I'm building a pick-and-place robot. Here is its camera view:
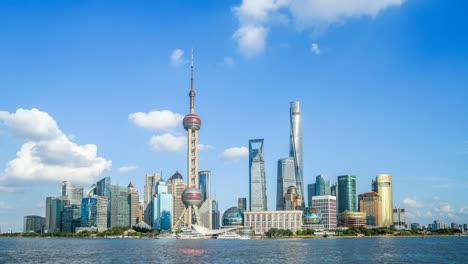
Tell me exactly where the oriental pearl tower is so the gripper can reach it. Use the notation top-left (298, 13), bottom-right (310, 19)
top-left (174, 50), bottom-right (204, 229)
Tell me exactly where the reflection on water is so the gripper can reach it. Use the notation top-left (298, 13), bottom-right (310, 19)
top-left (0, 237), bottom-right (467, 263)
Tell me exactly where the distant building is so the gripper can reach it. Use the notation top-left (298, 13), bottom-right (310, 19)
top-left (290, 101), bottom-right (304, 207)
top-left (311, 195), bottom-right (337, 230)
top-left (198, 170), bottom-right (212, 229)
top-left (392, 208), bottom-right (406, 227)
top-left (138, 203), bottom-right (143, 224)
top-left (95, 177), bottom-right (111, 227)
top-left (372, 174), bottom-right (393, 227)
top-left (244, 210), bottom-right (302, 235)
top-left (337, 175), bottom-right (357, 213)
top-left (152, 180), bottom-right (173, 231)
top-left (81, 196), bottom-right (108, 231)
top-left (62, 181), bottom-right (84, 206)
top-left (410, 223), bottom-right (421, 230)
top-left (61, 204), bottom-right (80, 233)
top-left (431, 220), bottom-right (448, 231)
top-left (315, 175), bottom-right (331, 196)
top-left (358, 192), bottom-right (381, 226)
top-left (212, 200), bottom-right (220, 230)
top-left (128, 182), bottom-right (140, 227)
top-left (330, 183), bottom-right (337, 197)
top-left (238, 198), bottom-right (247, 210)
top-left (167, 171), bottom-right (186, 228)
top-left (222, 207), bottom-right (245, 227)
top-left (249, 139), bottom-right (267, 211)
top-left (110, 185), bottom-right (130, 228)
top-left (23, 215), bottom-right (45, 233)
top-left (337, 211), bottom-right (367, 228)
top-left (283, 186), bottom-right (302, 210)
top-left (307, 183), bottom-right (316, 207)
top-left (143, 173), bottom-right (161, 214)
top-left (276, 157), bottom-right (296, 210)
top-left (45, 196), bottom-right (68, 233)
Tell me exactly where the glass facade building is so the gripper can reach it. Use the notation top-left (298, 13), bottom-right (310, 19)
top-left (276, 157), bottom-right (296, 210)
top-left (96, 176), bottom-right (111, 227)
top-left (61, 204), bottom-right (81, 233)
top-left (110, 185), bottom-right (130, 228)
top-left (249, 139), bottom-right (267, 211)
top-left (307, 183), bottom-right (316, 207)
top-left (212, 199), bottom-right (220, 229)
top-left (289, 101), bottom-right (304, 207)
top-left (222, 206), bottom-right (245, 226)
top-left (152, 180), bottom-right (173, 231)
top-left (198, 170), bottom-right (211, 204)
top-left (315, 175), bottom-right (330, 196)
top-left (62, 181), bottom-right (84, 206)
top-left (238, 198), bottom-right (247, 210)
top-left (23, 215), bottom-right (45, 233)
top-left (337, 175), bottom-right (357, 213)
top-left (45, 196), bottom-right (68, 233)
top-left (372, 174), bottom-right (393, 227)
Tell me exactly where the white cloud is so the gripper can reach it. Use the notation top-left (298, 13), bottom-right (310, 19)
top-left (232, 0), bottom-right (404, 56)
top-left (129, 110), bottom-right (183, 132)
top-left (224, 57), bottom-right (234, 65)
top-left (0, 108), bottom-right (111, 184)
top-left (0, 186), bottom-right (16, 192)
top-left (170, 49), bottom-right (185, 65)
top-left (0, 201), bottom-right (11, 210)
top-left (403, 197), bottom-right (424, 208)
top-left (311, 43), bottom-right (320, 54)
top-left (220, 146), bottom-right (249, 162)
top-left (118, 166), bottom-right (138, 173)
top-left (199, 144), bottom-right (215, 151)
top-left (233, 25), bottom-right (269, 58)
top-left (459, 206), bottom-right (468, 215)
top-left (149, 133), bottom-right (185, 152)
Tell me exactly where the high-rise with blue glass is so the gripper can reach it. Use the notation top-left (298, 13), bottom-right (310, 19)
top-left (152, 180), bottom-right (173, 231)
top-left (249, 139), bottom-right (267, 211)
top-left (290, 101), bottom-right (304, 208)
top-left (337, 175), bottom-right (357, 213)
top-left (276, 157), bottom-right (296, 210)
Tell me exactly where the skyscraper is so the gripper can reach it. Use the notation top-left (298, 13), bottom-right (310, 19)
top-left (289, 101), bottom-right (304, 208)
top-left (212, 199), bottom-right (220, 229)
top-left (45, 196), bottom-right (67, 233)
top-left (144, 173), bottom-right (161, 210)
top-left (315, 175), bottom-right (331, 196)
top-left (23, 215), bottom-right (45, 233)
top-left (249, 139), bottom-right (267, 211)
top-left (62, 181), bottom-right (84, 206)
top-left (110, 185), bottom-right (130, 228)
top-left (167, 171), bottom-right (186, 228)
top-left (81, 196), bottom-right (107, 231)
top-left (311, 195), bottom-right (337, 230)
top-left (276, 157), bottom-right (296, 210)
top-left (238, 198), bottom-right (247, 210)
top-left (307, 183), bottom-right (316, 207)
top-left (393, 208), bottom-right (406, 227)
top-left (174, 50), bottom-right (204, 229)
top-left (372, 174), bottom-right (393, 227)
top-left (358, 192), bottom-right (381, 226)
top-left (152, 180), bottom-right (173, 231)
top-left (61, 204), bottom-right (80, 233)
top-left (198, 170), bottom-right (211, 204)
top-left (330, 183), bottom-right (337, 197)
top-left (337, 175), bottom-right (357, 213)
top-left (95, 176), bottom-right (111, 227)
top-left (128, 182), bottom-right (140, 226)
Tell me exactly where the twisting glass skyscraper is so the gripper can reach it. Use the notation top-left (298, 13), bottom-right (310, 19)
top-left (289, 101), bottom-right (304, 208)
top-left (249, 139), bottom-right (267, 211)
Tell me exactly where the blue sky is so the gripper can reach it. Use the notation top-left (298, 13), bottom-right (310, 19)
top-left (0, 0), bottom-right (467, 231)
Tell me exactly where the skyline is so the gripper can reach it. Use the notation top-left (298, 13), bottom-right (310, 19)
top-left (1, 0), bottom-right (468, 231)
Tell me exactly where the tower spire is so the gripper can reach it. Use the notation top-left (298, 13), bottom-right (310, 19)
top-left (190, 48), bottom-right (195, 113)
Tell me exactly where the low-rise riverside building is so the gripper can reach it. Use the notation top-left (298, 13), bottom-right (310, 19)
top-left (244, 210), bottom-right (302, 235)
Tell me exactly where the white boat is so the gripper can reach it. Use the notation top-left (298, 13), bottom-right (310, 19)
top-left (177, 228), bottom-right (210, 239)
top-left (217, 231), bottom-right (250, 240)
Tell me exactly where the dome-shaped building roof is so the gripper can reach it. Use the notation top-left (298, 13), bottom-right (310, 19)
top-left (303, 207), bottom-right (322, 225)
top-left (168, 171), bottom-right (184, 183)
top-left (222, 206), bottom-right (245, 226)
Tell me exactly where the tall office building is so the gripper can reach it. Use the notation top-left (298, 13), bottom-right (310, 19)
top-left (110, 185), bottom-right (130, 228)
top-left (95, 176), bottom-right (111, 227)
top-left (307, 183), bottom-right (316, 207)
top-left (174, 51), bottom-right (205, 229)
top-left (128, 182), bottom-right (140, 226)
top-left (358, 192), bottom-right (381, 226)
top-left (330, 183), bottom-right (337, 197)
top-left (144, 173), bottom-right (161, 210)
top-left (289, 101), bottom-right (304, 207)
top-left (249, 139), bottom-right (267, 211)
top-left (393, 208), bottom-right (406, 226)
top-left (45, 196), bottom-right (68, 233)
top-left (212, 199), bottom-right (220, 229)
top-left (61, 204), bottom-right (80, 233)
top-left (312, 195), bottom-right (337, 230)
top-left (167, 171), bottom-right (186, 228)
top-left (238, 198), bottom-right (247, 210)
top-left (337, 175), bottom-right (357, 213)
top-left (23, 215), bottom-right (45, 233)
top-left (372, 174), bottom-right (393, 227)
top-left (62, 181), bottom-right (84, 206)
top-left (198, 170), bottom-right (212, 229)
top-left (276, 157), bottom-right (296, 210)
top-left (81, 196), bottom-right (108, 231)
top-left (315, 175), bottom-right (331, 196)
top-left (198, 170), bottom-right (211, 204)
top-left (152, 180), bottom-right (173, 231)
